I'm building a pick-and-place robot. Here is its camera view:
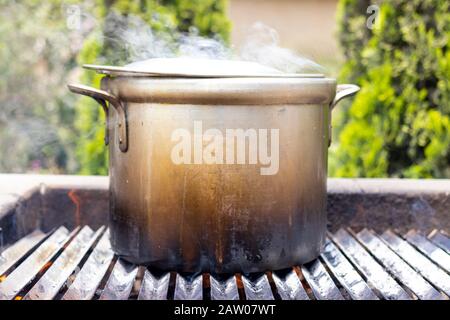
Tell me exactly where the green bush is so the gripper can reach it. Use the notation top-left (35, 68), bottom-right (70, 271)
top-left (75, 0), bottom-right (231, 175)
top-left (331, 0), bottom-right (450, 178)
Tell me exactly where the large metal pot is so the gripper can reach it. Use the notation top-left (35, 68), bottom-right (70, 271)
top-left (69, 58), bottom-right (359, 273)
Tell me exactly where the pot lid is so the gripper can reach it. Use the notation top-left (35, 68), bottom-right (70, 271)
top-left (84, 57), bottom-right (324, 78)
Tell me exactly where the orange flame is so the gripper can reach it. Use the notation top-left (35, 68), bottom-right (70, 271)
top-left (14, 296), bottom-right (23, 300)
top-left (68, 190), bottom-right (81, 226)
top-left (0, 274), bottom-right (6, 282)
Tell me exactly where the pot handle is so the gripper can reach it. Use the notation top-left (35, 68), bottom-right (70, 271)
top-left (328, 84), bottom-right (360, 146)
top-left (330, 84), bottom-right (360, 110)
top-left (68, 84), bottom-right (128, 152)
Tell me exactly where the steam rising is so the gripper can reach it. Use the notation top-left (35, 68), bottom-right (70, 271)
top-left (101, 12), bottom-right (324, 74)
top-left (240, 22), bottom-right (325, 74)
top-left (103, 13), bottom-right (175, 63)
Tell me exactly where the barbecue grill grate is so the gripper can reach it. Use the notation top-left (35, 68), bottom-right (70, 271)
top-left (0, 226), bottom-right (449, 300)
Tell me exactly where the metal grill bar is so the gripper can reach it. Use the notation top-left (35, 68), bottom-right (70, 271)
top-left (332, 229), bottom-right (410, 300)
top-left (24, 226), bottom-right (98, 300)
top-left (210, 275), bottom-right (240, 300)
top-left (356, 229), bottom-right (443, 300)
top-left (271, 269), bottom-right (309, 300)
top-left (405, 230), bottom-right (450, 272)
top-left (320, 239), bottom-right (378, 300)
top-left (138, 270), bottom-right (170, 300)
top-left (62, 229), bottom-right (114, 300)
top-left (174, 274), bottom-right (203, 300)
top-left (381, 230), bottom-right (450, 296)
top-left (301, 259), bottom-right (344, 300)
top-left (429, 230), bottom-right (450, 254)
top-left (0, 230), bottom-right (46, 276)
top-left (99, 259), bottom-right (138, 300)
top-left (0, 226), bottom-right (71, 300)
top-left (241, 273), bottom-right (274, 300)
top-left (1, 226), bottom-right (449, 300)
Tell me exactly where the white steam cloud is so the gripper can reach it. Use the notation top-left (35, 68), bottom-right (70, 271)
top-left (240, 22), bottom-right (325, 74)
top-left (100, 12), bottom-right (324, 74)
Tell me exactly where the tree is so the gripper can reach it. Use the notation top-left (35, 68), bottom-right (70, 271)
top-left (74, 0), bottom-right (231, 175)
top-left (331, 0), bottom-right (450, 178)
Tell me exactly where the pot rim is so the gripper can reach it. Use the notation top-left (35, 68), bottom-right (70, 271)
top-left (101, 76), bottom-right (337, 105)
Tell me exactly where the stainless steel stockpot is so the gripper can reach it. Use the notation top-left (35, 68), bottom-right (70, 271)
top-left (69, 58), bottom-right (359, 273)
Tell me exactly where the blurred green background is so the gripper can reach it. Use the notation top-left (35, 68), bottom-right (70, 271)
top-left (331, 0), bottom-right (450, 178)
top-left (0, 0), bottom-right (448, 178)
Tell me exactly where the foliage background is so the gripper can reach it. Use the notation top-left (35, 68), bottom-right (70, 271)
top-left (330, 0), bottom-right (450, 178)
top-left (0, 0), bottom-right (83, 173)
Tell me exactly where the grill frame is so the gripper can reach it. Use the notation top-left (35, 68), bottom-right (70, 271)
top-left (1, 226), bottom-right (449, 300)
top-left (0, 175), bottom-right (449, 300)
